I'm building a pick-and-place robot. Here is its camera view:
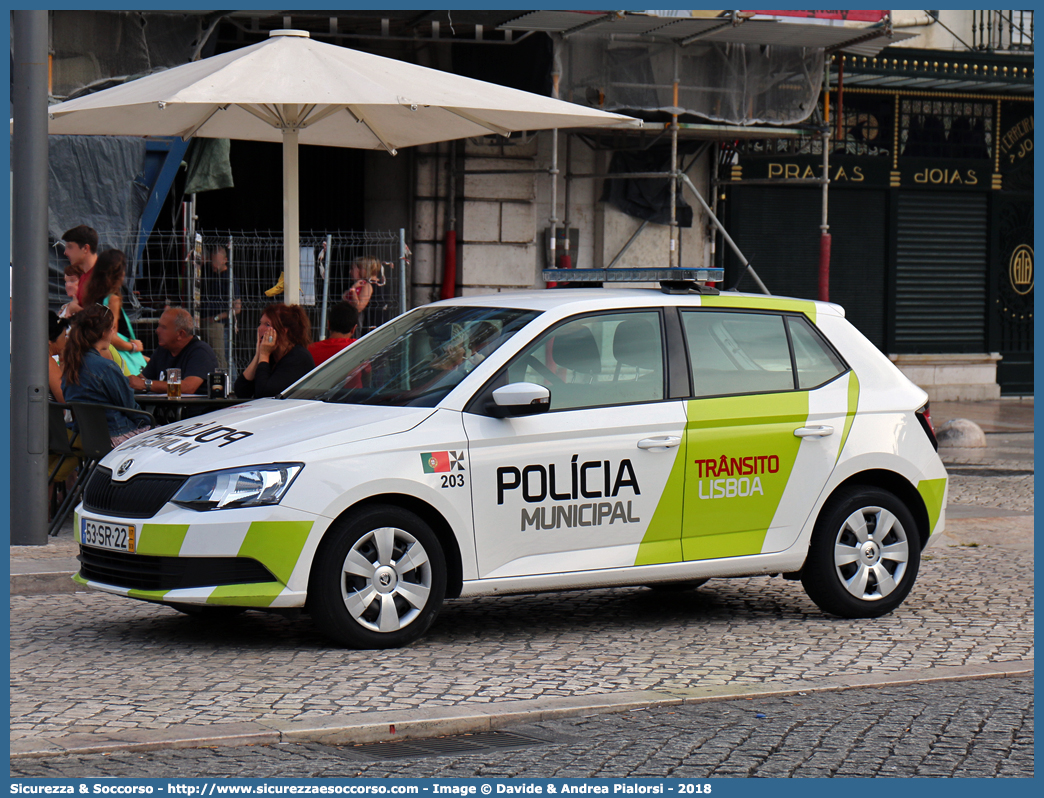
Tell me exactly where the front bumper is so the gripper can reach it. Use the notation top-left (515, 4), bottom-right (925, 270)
top-left (73, 503), bottom-right (327, 608)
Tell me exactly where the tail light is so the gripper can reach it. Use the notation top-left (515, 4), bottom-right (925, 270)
top-left (916, 402), bottom-right (938, 451)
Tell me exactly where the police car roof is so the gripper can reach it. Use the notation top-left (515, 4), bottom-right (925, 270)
top-left (433, 287), bottom-right (846, 318)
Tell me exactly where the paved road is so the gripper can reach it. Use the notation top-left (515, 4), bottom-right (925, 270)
top-left (10, 523), bottom-right (1034, 745)
top-left (11, 678), bottom-right (1033, 778)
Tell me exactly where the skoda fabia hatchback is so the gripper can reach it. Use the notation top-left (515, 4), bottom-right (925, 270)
top-left (75, 288), bottom-right (947, 648)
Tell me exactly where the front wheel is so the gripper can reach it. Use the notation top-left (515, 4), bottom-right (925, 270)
top-left (801, 486), bottom-right (921, 618)
top-left (309, 505), bottom-right (447, 649)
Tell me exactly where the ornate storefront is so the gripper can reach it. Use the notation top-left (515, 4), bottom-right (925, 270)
top-left (720, 54), bottom-right (1033, 394)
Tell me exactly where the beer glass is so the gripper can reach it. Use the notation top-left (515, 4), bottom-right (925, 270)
top-left (166, 368), bottom-right (182, 399)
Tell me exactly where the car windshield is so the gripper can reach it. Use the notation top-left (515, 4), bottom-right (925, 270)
top-left (282, 305), bottom-right (540, 407)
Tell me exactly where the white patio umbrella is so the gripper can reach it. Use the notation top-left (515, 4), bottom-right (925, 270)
top-left (47, 29), bottom-right (641, 303)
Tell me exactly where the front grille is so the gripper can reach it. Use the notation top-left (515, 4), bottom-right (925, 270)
top-left (83, 467), bottom-right (186, 518)
top-left (79, 546), bottom-right (276, 592)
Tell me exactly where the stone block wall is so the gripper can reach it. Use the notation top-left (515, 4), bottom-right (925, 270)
top-left (890, 353), bottom-right (1003, 401)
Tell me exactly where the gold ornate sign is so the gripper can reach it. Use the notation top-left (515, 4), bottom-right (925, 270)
top-left (1009, 244), bottom-right (1033, 295)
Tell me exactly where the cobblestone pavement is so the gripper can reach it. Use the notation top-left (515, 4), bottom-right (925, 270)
top-left (10, 523), bottom-right (1033, 742)
top-left (941, 431), bottom-right (1034, 511)
top-left (11, 678), bottom-right (1034, 778)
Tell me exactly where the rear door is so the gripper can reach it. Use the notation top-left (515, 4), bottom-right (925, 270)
top-left (678, 309), bottom-right (851, 560)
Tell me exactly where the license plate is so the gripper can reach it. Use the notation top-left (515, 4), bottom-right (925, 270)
top-left (81, 517), bottom-right (136, 553)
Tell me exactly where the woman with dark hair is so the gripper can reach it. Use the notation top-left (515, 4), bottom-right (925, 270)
top-left (61, 304), bottom-right (150, 447)
top-left (48, 312), bottom-right (69, 403)
top-left (234, 302), bottom-right (315, 399)
top-left (81, 249), bottom-right (146, 375)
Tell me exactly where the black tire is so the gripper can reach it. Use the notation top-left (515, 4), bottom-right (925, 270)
top-left (645, 579), bottom-right (709, 592)
top-left (801, 486), bottom-right (921, 618)
top-left (168, 604), bottom-right (247, 621)
top-left (309, 505), bottom-right (447, 649)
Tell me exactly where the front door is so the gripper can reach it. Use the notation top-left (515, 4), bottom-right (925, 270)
top-left (464, 310), bottom-right (688, 579)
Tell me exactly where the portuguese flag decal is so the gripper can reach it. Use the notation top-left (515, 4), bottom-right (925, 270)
top-left (421, 451), bottom-right (464, 473)
top-left (422, 451), bottom-right (451, 473)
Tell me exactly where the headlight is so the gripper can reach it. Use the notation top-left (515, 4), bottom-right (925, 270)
top-left (172, 464), bottom-right (304, 511)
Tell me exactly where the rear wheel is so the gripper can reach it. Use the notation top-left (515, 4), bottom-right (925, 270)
top-left (802, 486), bottom-right (920, 618)
top-left (310, 505), bottom-right (446, 649)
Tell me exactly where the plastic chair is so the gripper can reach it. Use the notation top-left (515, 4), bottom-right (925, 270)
top-left (48, 402), bottom-right (81, 536)
top-left (48, 402), bottom-right (78, 483)
top-left (52, 402), bottom-right (155, 537)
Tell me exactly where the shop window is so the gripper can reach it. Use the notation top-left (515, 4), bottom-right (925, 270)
top-left (900, 98), bottom-right (993, 159)
top-left (734, 94), bottom-right (894, 158)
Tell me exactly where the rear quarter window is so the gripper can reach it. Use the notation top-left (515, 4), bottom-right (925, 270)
top-left (787, 315), bottom-right (848, 389)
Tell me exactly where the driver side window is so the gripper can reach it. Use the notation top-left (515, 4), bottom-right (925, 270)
top-left (506, 311), bottom-right (665, 410)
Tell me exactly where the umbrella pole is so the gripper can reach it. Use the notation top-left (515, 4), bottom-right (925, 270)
top-left (283, 127), bottom-right (301, 305)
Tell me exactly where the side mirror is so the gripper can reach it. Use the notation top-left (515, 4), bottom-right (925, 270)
top-left (489, 382), bottom-right (551, 418)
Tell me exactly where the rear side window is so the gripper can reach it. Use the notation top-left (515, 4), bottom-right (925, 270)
top-left (787, 315), bottom-right (847, 389)
top-left (681, 310), bottom-right (847, 397)
top-left (681, 311), bottom-right (794, 397)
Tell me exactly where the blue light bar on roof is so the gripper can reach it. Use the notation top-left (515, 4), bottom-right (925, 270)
top-left (542, 268), bottom-right (725, 283)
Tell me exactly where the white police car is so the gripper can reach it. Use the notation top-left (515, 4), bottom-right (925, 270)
top-left (75, 287), bottom-right (947, 648)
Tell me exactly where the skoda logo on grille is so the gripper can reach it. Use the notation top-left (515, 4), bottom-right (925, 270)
top-left (116, 459), bottom-right (134, 478)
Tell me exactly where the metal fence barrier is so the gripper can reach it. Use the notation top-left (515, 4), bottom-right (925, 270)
top-left (55, 229), bottom-right (407, 379)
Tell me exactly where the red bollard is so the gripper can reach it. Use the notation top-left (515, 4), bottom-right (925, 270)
top-left (818, 233), bottom-right (832, 302)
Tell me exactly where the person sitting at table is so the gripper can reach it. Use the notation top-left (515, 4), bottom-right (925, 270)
top-left (235, 303), bottom-right (314, 399)
top-left (342, 255), bottom-right (382, 315)
top-left (58, 264), bottom-right (81, 319)
top-left (48, 312), bottom-right (69, 403)
top-left (61, 305), bottom-right (151, 447)
top-left (81, 248), bottom-right (147, 375)
top-left (129, 308), bottom-right (219, 396)
top-left (47, 313), bottom-right (80, 513)
top-left (307, 302), bottom-right (359, 366)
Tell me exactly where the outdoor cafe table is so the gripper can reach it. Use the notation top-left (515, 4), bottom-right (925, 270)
top-left (134, 394), bottom-right (247, 426)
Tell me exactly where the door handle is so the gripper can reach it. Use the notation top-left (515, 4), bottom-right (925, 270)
top-left (794, 425), bottom-right (834, 438)
top-left (637, 436), bottom-right (681, 450)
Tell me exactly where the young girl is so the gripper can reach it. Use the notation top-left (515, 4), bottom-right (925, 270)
top-left (48, 312), bottom-right (68, 403)
top-left (61, 305), bottom-right (150, 447)
top-left (234, 303), bottom-right (315, 399)
top-left (81, 249), bottom-right (147, 375)
top-left (342, 255), bottom-right (382, 315)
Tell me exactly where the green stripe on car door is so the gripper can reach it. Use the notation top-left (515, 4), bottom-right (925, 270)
top-left (634, 435), bottom-right (687, 566)
top-left (837, 371), bottom-right (860, 463)
top-left (682, 391), bottom-right (808, 560)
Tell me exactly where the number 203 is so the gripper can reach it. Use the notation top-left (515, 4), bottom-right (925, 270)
top-left (441, 474), bottom-right (465, 488)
